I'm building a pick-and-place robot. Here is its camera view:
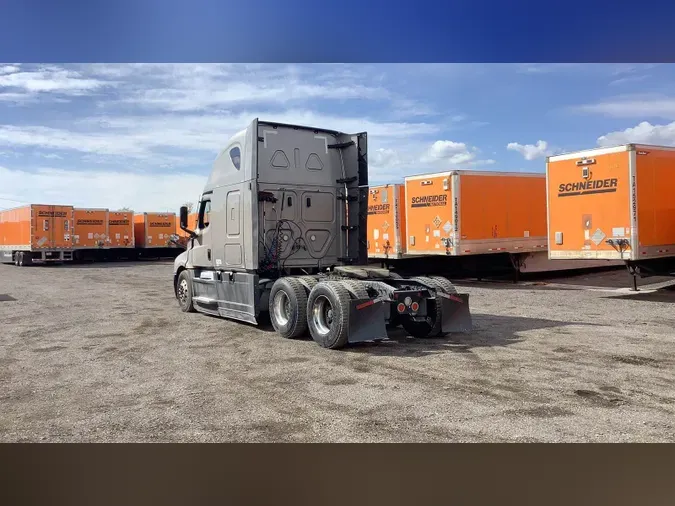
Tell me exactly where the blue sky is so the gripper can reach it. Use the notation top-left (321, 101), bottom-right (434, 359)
top-left (1, 63), bottom-right (674, 212)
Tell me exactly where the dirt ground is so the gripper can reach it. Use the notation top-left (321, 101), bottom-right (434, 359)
top-left (1, 261), bottom-right (674, 442)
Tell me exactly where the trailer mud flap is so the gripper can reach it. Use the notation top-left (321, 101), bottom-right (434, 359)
top-left (347, 298), bottom-right (388, 344)
top-left (438, 292), bottom-right (472, 333)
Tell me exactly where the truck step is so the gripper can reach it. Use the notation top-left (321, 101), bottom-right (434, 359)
top-left (192, 296), bottom-right (218, 305)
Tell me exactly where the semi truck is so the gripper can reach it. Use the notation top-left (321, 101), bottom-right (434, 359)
top-left (173, 119), bottom-right (472, 350)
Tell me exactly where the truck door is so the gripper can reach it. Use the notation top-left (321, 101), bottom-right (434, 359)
top-left (191, 196), bottom-right (214, 268)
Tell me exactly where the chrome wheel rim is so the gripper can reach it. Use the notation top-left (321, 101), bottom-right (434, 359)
top-left (312, 295), bottom-right (334, 336)
top-left (178, 278), bottom-right (189, 305)
top-left (273, 290), bottom-right (291, 326)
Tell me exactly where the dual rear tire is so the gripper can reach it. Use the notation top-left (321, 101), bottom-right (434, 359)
top-left (269, 278), bottom-right (362, 350)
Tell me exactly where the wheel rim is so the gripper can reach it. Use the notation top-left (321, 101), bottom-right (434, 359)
top-left (312, 295), bottom-right (334, 336)
top-left (178, 278), bottom-right (189, 305)
top-left (273, 290), bottom-right (291, 326)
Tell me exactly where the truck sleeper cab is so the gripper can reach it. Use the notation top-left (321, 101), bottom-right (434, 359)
top-left (173, 119), bottom-right (472, 350)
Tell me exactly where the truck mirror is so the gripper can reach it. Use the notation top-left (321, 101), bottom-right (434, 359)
top-left (180, 206), bottom-right (188, 229)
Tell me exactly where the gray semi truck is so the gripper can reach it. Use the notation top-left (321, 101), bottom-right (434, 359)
top-left (173, 119), bottom-right (472, 349)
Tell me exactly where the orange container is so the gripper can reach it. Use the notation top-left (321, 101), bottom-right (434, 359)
top-left (367, 184), bottom-right (406, 259)
top-left (107, 210), bottom-right (135, 248)
top-left (404, 171), bottom-right (547, 256)
top-left (547, 144), bottom-right (675, 261)
top-left (72, 208), bottom-right (108, 249)
top-left (0, 204), bottom-right (74, 251)
top-left (134, 212), bottom-right (177, 248)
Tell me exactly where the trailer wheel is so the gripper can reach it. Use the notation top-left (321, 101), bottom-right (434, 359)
top-left (427, 275), bottom-right (458, 294)
top-left (269, 277), bottom-right (309, 339)
top-left (401, 277), bottom-right (444, 339)
top-left (307, 281), bottom-right (351, 350)
top-left (176, 270), bottom-right (196, 313)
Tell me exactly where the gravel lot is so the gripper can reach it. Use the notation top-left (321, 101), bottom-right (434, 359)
top-left (1, 261), bottom-right (674, 442)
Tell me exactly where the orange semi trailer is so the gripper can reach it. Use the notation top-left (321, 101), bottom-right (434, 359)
top-left (547, 144), bottom-right (675, 286)
top-left (0, 204), bottom-right (74, 265)
top-left (405, 170), bottom-right (548, 257)
top-left (73, 208), bottom-right (109, 249)
top-left (134, 212), bottom-right (181, 258)
top-left (107, 210), bottom-right (135, 249)
top-left (367, 184), bottom-right (406, 259)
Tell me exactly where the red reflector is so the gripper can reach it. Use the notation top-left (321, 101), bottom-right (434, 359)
top-left (356, 299), bottom-right (375, 310)
top-left (397, 303), bottom-right (406, 313)
top-left (410, 302), bottom-right (419, 312)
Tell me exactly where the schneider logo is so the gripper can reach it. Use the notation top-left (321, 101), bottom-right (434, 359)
top-left (558, 178), bottom-right (618, 197)
top-left (150, 222), bottom-right (172, 227)
top-left (109, 220), bottom-right (130, 225)
top-left (76, 219), bottom-right (104, 225)
top-left (368, 204), bottom-right (390, 215)
top-left (38, 211), bottom-right (67, 217)
top-left (411, 194), bottom-right (448, 208)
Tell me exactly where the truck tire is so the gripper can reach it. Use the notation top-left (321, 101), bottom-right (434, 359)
top-left (297, 275), bottom-right (319, 294)
top-left (401, 277), bottom-right (444, 339)
top-left (339, 280), bottom-right (369, 299)
top-left (176, 270), bottom-right (196, 313)
top-left (428, 275), bottom-right (458, 294)
top-left (307, 281), bottom-right (352, 350)
top-left (269, 277), bottom-right (308, 339)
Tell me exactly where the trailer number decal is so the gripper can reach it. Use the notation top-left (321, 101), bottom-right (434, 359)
top-left (411, 194), bottom-right (448, 207)
top-left (558, 178), bottom-right (618, 197)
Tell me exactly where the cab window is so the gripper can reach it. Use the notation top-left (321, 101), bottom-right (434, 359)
top-left (199, 200), bottom-right (211, 229)
top-left (230, 146), bottom-right (241, 170)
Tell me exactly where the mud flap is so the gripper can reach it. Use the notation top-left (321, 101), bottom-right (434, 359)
top-left (438, 292), bottom-right (472, 333)
top-left (347, 298), bottom-right (388, 344)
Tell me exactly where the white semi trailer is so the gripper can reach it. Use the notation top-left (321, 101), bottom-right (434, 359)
top-left (173, 119), bottom-right (472, 349)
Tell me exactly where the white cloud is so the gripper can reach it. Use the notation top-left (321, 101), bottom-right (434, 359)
top-left (597, 121), bottom-right (675, 147)
top-left (424, 140), bottom-right (476, 165)
top-left (0, 65), bottom-right (110, 99)
top-left (0, 109), bottom-right (439, 167)
top-left (0, 65), bottom-right (21, 75)
top-left (0, 165), bottom-right (205, 213)
top-left (608, 75), bottom-right (650, 86)
top-left (507, 140), bottom-right (553, 160)
top-left (571, 94), bottom-right (675, 120)
top-left (421, 140), bottom-right (495, 168)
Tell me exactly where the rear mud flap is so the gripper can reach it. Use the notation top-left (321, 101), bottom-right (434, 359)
top-left (347, 298), bottom-right (388, 344)
top-left (438, 292), bottom-right (472, 333)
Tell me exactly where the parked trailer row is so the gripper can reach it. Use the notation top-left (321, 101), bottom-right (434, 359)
top-left (366, 172), bottom-right (622, 280)
top-left (0, 205), bottom-right (181, 265)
